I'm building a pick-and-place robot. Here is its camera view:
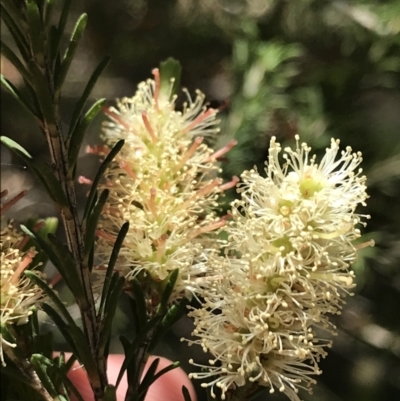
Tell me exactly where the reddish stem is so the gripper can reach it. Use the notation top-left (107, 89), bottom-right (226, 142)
top-left (0, 190), bottom-right (27, 214)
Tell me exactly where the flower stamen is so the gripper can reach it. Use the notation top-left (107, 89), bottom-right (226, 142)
top-left (207, 140), bottom-right (238, 162)
top-left (142, 112), bottom-right (158, 144)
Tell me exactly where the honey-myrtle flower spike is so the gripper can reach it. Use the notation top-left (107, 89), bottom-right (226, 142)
top-left (101, 68), bottom-right (221, 149)
top-left (94, 66), bottom-right (236, 303)
top-left (186, 136), bottom-right (372, 400)
top-left (0, 191), bottom-right (44, 366)
top-left (185, 255), bottom-right (328, 401)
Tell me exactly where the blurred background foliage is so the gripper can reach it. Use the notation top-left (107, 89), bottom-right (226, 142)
top-left (1, 1), bottom-right (400, 400)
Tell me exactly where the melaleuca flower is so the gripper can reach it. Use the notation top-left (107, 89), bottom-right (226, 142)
top-left (185, 136), bottom-right (373, 400)
top-left (90, 68), bottom-right (237, 301)
top-left (0, 191), bottom-right (44, 366)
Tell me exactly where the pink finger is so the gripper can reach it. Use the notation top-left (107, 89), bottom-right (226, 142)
top-left (60, 353), bottom-right (197, 401)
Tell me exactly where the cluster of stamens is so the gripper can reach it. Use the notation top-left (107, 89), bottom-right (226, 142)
top-left (89, 69), bottom-right (237, 300)
top-left (0, 190), bottom-right (44, 366)
top-left (185, 136), bottom-right (373, 400)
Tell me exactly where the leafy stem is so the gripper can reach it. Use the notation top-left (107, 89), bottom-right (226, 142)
top-left (2, 326), bottom-right (53, 401)
top-left (25, 9), bottom-right (105, 401)
top-left (1, 1), bottom-right (110, 399)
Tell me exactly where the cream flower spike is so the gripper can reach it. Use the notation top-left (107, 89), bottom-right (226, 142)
top-left (0, 190), bottom-right (44, 366)
top-left (91, 67), bottom-right (237, 303)
top-left (185, 136), bottom-right (373, 400)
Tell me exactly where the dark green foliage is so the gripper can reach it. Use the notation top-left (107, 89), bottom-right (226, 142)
top-left (0, 308), bottom-right (82, 401)
top-left (159, 57), bottom-right (182, 98)
top-left (82, 139), bottom-right (124, 221)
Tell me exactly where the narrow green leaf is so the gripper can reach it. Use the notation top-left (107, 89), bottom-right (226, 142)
top-left (102, 272), bottom-right (120, 306)
top-left (31, 329), bottom-right (54, 360)
top-left (0, 3), bottom-right (30, 62)
top-left (55, 351), bottom-right (65, 367)
top-left (44, 0), bottom-right (55, 26)
top-left (149, 298), bottom-right (189, 351)
top-left (97, 275), bottom-right (125, 357)
top-left (40, 303), bottom-right (98, 381)
top-left (64, 353), bottom-right (77, 373)
top-left (101, 272), bottom-right (119, 317)
top-left (30, 306), bottom-right (40, 350)
top-left (0, 75), bottom-right (38, 118)
top-left (30, 354), bottom-right (58, 397)
top-left (25, 79), bottom-right (43, 117)
top-left (31, 160), bottom-right (70, 207)
top-left (53, 0), bottom-right (72, 59)
top-left (32, 354), bottom-right (85, 401)
top-left (0, 135), bottom-right (32, 159)
top-left (99, 221), bottom-right (129, 315)
top-left (118, 335), bottom-right (136, 388)
top-left (67, 98), bottom-right (106, 174)
top-left (116, 316), bottom-right (162, 388)
top-left (0, 41), bottom-right (32, 86)
top-left (24, 271), bottom-right (76, 328)
top-left (84, 188), bottom-right (109, 260)
top-left (138, 361), bottom-right (180, 401)
top-left (0, 324), bottom-right (28, 366)
top-left (41, 303), bottom-right (79, 356)
top-left (0, 322), bottom-right (16, 345)
top-left (182, 386), bottom-right (193, 401)
top-left (54, 351), bottom-right (77, 398)
top-left (87, 243), bottom-right (94, 272)
top-left (26, 0), bottom-right (45, 66)
top-left (53, 352), bottom-right (68, 396)
top-left (55, 14), bottom-right (87, 93)
top-left (130, 278), bottom-right (147, 329)
top-left (104, 337), bottom-right (111, 368)
top-left (82, 139), bottom-right (124, 221)
top-left (48, 24), bottom-right (59, 62)
top-left (146, 271), bottom-right (180, 351)
top-left (19, 225), bottom-right (79, 295)
top-left (68, 56), bottom-right (111, 137)
top-left (47, 233), bottom-right (84, 298)
top-left (0, 136), bottom-right (69, 207)
top-left (0, 143), bottom-right (68, 209)
top-left (1, 0), bottom-right (25, 24)
top-left (84, 189), bottom-right (98, 229)
top-left (27, 59), bottom-right (57, 125)
top-left (161, 297), bottom-right (189, 327)
top-left (137, 358), bottom-right (160, 401)
top-left (36, 0), bottom-right (47, 17)
top-left (30, 306), bottom-right (40, 336)
top-left (156, 268), bottom-right (179, 315)
top-left (159, 58), bottom-right (182, 100)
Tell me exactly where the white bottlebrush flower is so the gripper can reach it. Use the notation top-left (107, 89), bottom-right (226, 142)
top-left (0, 224), bottom-right (39, 325)
top-left (92, 68), bottom-right (237, 301)
top-left (1, 190), bottom-right (45, 366)
top-left (186, 136), bottom-right (372, 400)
